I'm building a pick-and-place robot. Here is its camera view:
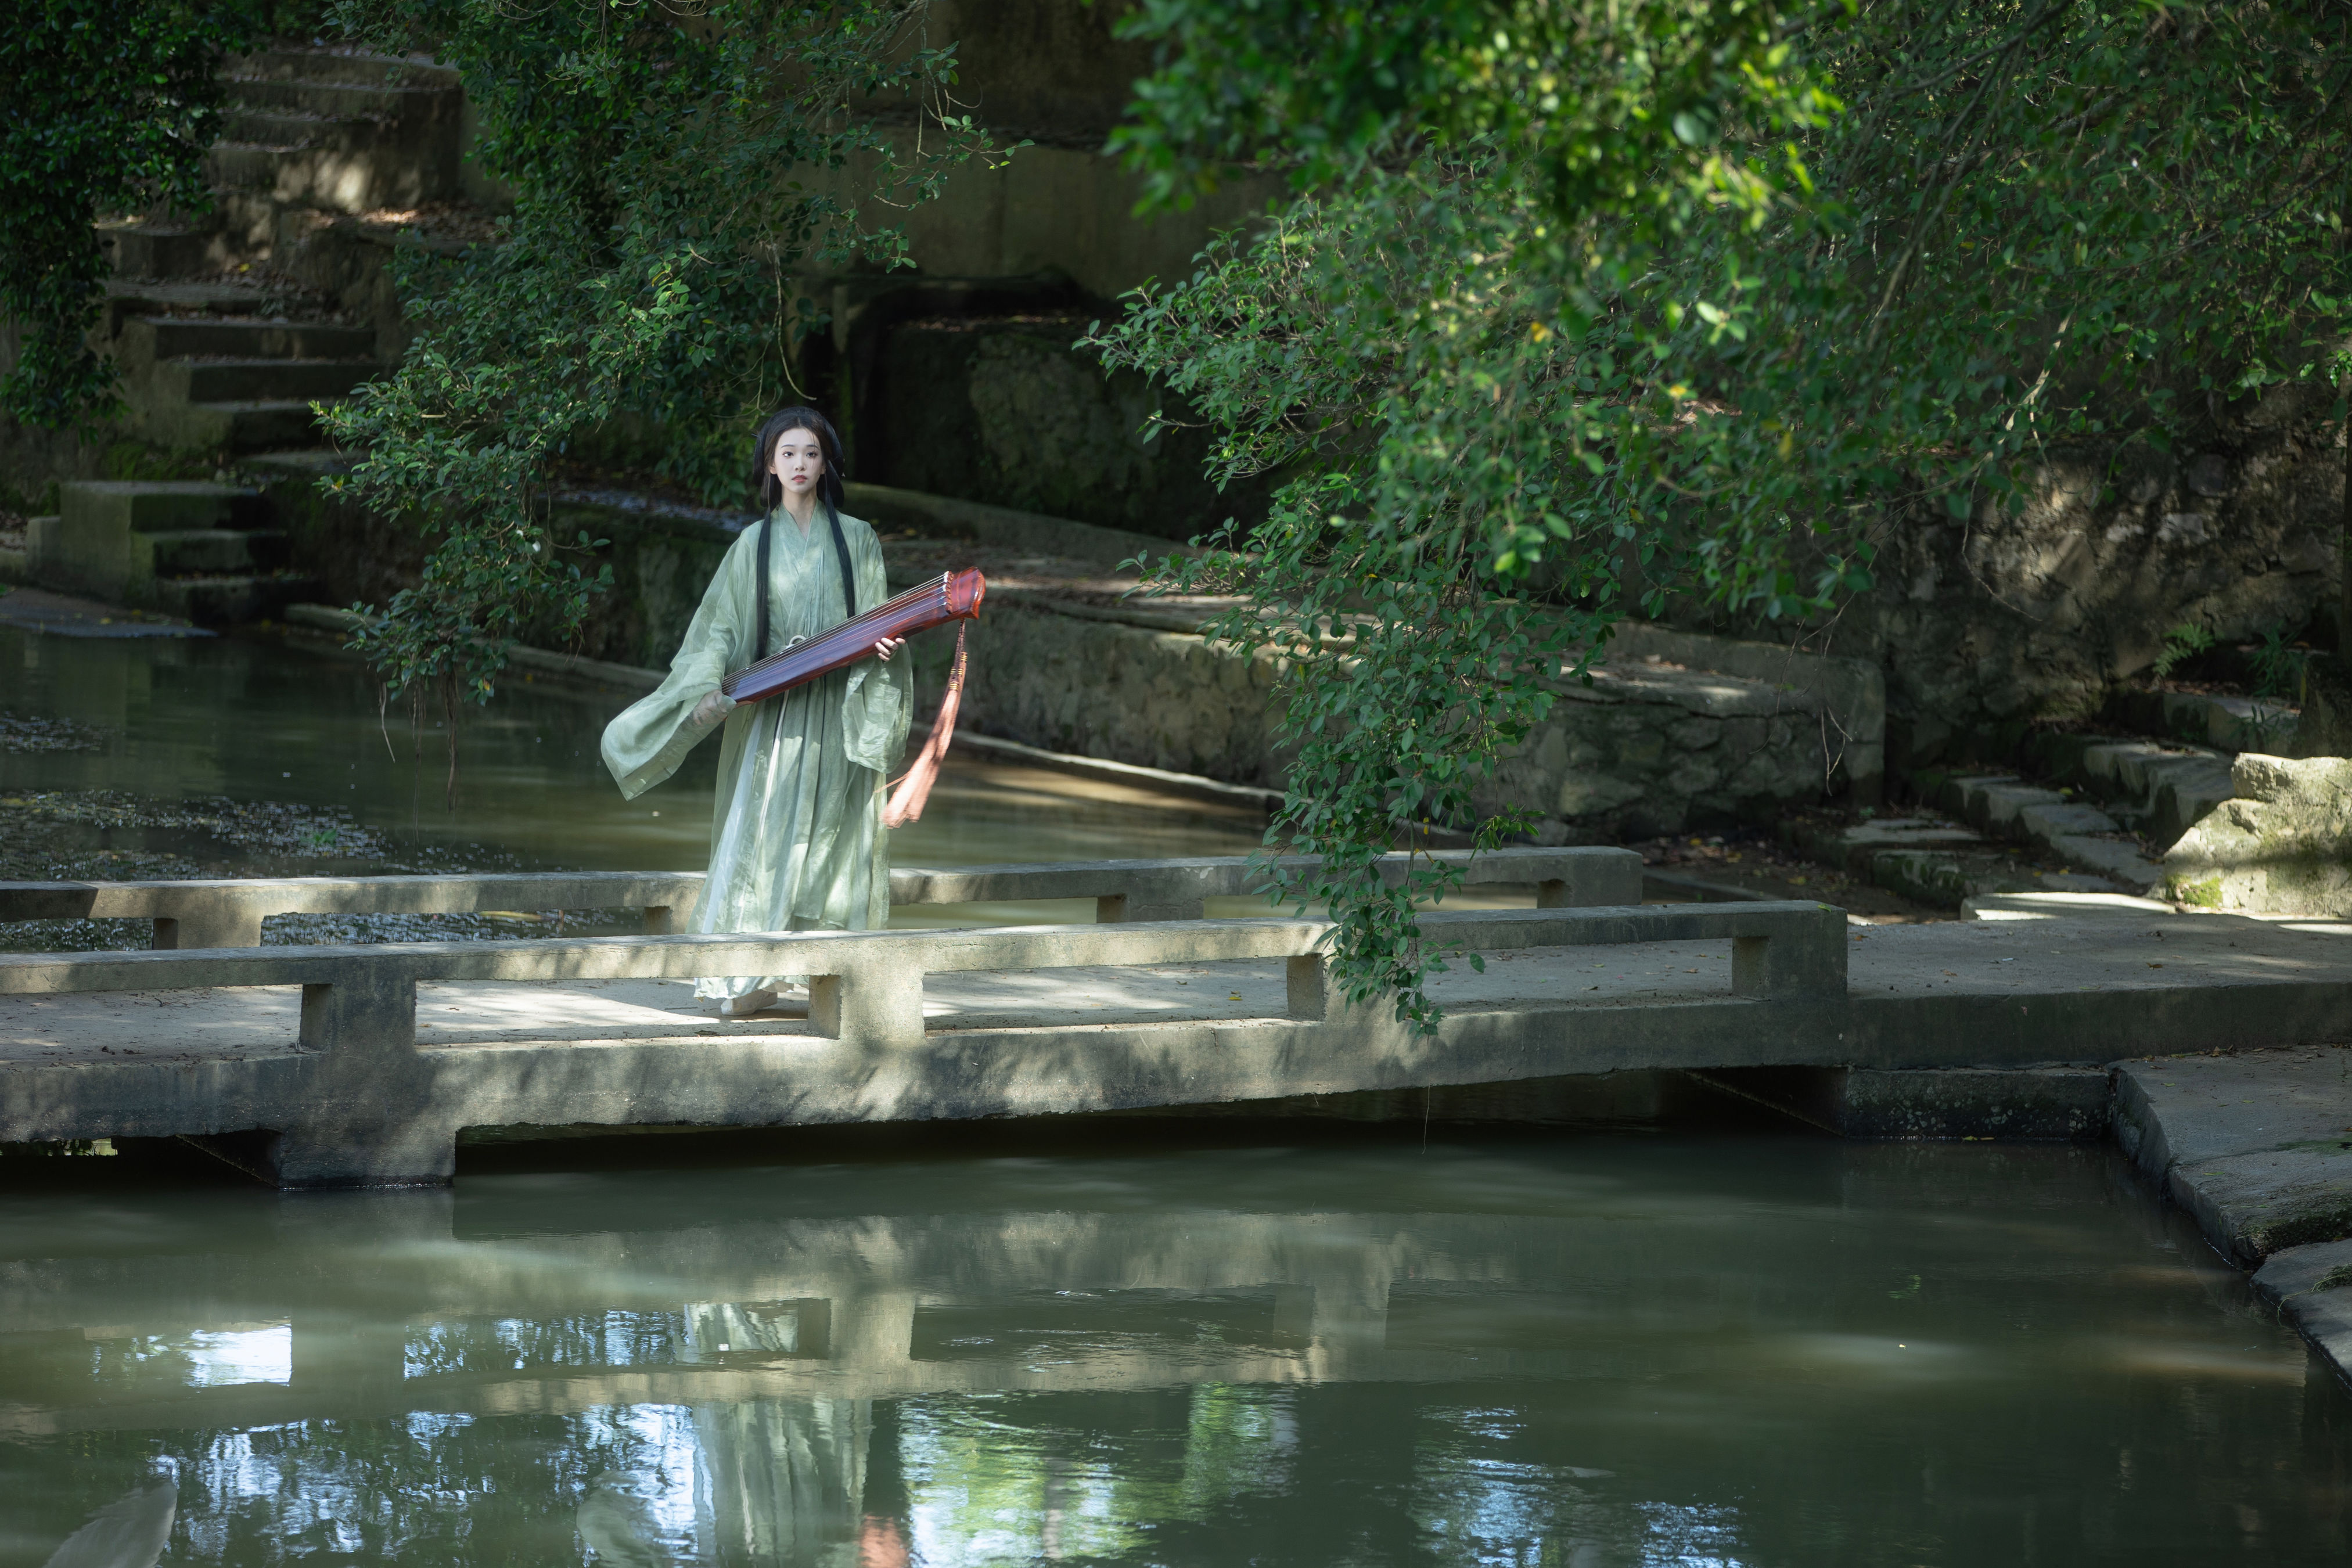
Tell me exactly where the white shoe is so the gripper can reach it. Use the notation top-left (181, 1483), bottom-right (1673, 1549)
top-left (720, 987), bottom-right (779, 1018)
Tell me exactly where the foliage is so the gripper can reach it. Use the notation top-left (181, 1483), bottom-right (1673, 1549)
top-left (0, 1), bottom-right (257, 426)
top-left (1092, 0), bottom-right (2352, 1027)
top-left (2247, 624), bottom-right (2311, 702)
top-left (2150, 622), bottom-right (2216, 682)
top-left (319, 0), bottom-right (1002, 750)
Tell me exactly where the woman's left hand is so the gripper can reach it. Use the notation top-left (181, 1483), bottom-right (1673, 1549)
top-left (873, 636), bottom-right (906, 661)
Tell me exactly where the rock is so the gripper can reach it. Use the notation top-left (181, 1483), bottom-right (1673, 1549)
top-left (2185, 452), bottom-right (2234, 497)
top-left (2163, 753), bottom-right (2352, 916)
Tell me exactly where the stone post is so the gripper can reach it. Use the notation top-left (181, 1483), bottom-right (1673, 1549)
top-left (153, 892), bottom-right (268, 950)
top-left (1534, 847), bottom-right (1644, 907)
top-left (1730, 908), bottom-right (1849, 999)
top-left (271, 964), bottom-right (456, 1187)
top-left (810, 961), bottom-right (926, 1048)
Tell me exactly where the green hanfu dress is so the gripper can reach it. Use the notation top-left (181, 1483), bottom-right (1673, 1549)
top-left (599, 506), bottom-right (911, 1003)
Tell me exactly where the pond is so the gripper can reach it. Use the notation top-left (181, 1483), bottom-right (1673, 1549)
top-left (1, 613), bottom-right (2347, 1566)
top-left (0, 1134), bottom-right (2345, 1566)
top-left (0, 619), bottom-right (1269, 943)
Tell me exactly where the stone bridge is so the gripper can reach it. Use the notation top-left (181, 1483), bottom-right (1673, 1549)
top-left (3, 848), bottom-right (2349, 1188)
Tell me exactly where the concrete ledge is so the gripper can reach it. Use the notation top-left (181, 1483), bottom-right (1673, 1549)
top-left (2114, 1048), bottom-right (2352, 1265)
top-left (0, 847), bottom-right (1642, 948)
top-left (2252, 1238), bottom-right (2352, 1391)
top-left (0, 902), bottom-right (1843, 997)
top-left (952, 733), bottom-right (1283, 814)
top-left (843, 482), bottom-right (1193, 567)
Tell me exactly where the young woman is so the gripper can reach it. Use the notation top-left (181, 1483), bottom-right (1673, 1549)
top-left (600, 407), bottom-right (910, 1016)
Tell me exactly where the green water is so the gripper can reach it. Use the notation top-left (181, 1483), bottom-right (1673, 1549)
top-left (0, 1135), bottom-right (2346, 1566)
top-left (0, 622), bottom-right (1267, 940)
top-left (3, 621), bottom-right (2349, 1565)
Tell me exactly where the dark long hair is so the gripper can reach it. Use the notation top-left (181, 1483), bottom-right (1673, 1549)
top-left (753, 406), bottom-right (847, 517)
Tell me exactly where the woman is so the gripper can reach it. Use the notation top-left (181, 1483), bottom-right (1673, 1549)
top-left (600, 407), bottom-right (910, 1016)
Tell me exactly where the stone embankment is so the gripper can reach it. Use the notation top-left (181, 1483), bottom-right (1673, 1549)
top-left (2112, 1044), bottom-right (2352, 1386)
top-left (218, 470), bottom-right (1886, 844)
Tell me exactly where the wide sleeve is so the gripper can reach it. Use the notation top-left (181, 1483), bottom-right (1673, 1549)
top-left (837, 515), bottom-right (912, 775)
top-left (599, 528), bottom-right (758, 800)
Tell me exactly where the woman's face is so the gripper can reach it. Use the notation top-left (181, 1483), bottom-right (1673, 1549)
top-left (771, 429), bottom-right (826, 498)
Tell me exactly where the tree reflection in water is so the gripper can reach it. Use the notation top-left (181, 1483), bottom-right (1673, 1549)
top-left (0, 1138), bottom-right (2347, 1566)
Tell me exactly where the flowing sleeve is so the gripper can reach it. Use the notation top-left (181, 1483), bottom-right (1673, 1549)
top-left (837, 515), bottom-right (912, 775)
top-left (599, 527), bottom-right (758, 800)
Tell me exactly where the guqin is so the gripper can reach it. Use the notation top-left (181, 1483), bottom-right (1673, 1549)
top-left (720, 568), bottom-right (986, 703)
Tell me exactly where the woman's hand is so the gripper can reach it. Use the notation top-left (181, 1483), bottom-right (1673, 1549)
top-left (692, 688), bottom-right (737, 728)
top-left (873, 636), bottom-right (906, 661)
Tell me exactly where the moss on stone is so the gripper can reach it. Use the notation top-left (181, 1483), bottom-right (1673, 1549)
top-left (2171, 874), bottom-right (2224, 908)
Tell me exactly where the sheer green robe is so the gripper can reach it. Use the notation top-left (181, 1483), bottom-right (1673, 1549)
top-left (599, 507), bottom-right (911, 1001)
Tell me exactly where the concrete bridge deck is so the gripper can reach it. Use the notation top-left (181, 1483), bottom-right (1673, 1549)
top-left (1, 843), bottom-right (2348, 1186)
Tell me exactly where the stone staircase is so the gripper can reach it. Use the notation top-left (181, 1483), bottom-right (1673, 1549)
top-left (25, 480), bottom-right (306, 625)
top-left (27, 47), bottom-right (475, 621)
top-left (90, 47), bottom-right (466, 461)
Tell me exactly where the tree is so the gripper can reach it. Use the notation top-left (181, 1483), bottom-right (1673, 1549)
top-left (1090, 0), bottom-right (2352, 1027)
top-left (317, 0), bottom-right (1006, 782)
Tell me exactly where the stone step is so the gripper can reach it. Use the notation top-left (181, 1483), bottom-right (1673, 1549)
top-left (221, 73), bottom-right (456, 120)
top-left (96, 221), bottom-right (223, 279)
top-left (2040, 736), bottom-right (2238, 847)
top-left (66, 480), bottom-right (260, 534)
top-left (152, 571), bottom-right (324, 627)
top-left (1914, 771), bottom-right (2167, 891)
top-left (100, 277), bottom-right (290, 337)
top-left (125, 315), bottom-right (376, 363)
top-left (205, 142), bottom-right (306, 190)
top-left (103, 276), bottom-right (280, 315)
top-left (220, 105), bottom-right (350, 147)
top-left (162, 357), bottom-right (382, 402)
top-left (204, 137), bottom-right (459, 211)
top-left (144, 528), bottom-right (288, 576)
top-left (2105, 686), bottom-right (2301, 753)
top-left (230, 48), bottom-right (460, 90)
top-left (1776, 814), bottom-right (2118, 910)
top-left (145, 399), bottom-right (332, 454)
top-left (28, 483), bottom-right (265, 605)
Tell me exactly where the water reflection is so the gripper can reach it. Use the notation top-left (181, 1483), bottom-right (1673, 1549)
top-left (0, 1137), bottom-right (2346, 1565)
top-left (35, 1481), bottom-right (174, 1568)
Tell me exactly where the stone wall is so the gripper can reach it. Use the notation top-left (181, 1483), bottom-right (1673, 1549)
top-left (949, 602), bottom-right (1287, 784)
top-left (1843, 389), bottom-right (2346, 767)
top-left (944, 600), bottom-right (1880, 838)
top-left (1484, 661), bottom-right (1856, 842)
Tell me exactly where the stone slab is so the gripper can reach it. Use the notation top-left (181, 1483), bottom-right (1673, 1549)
top-left (1914, 770), bottom-right (2170, 890)
top-left (2072, 741), bottom-right (2236, 846)
top-left (2114, 1046), bottom-right (2352, 1263)
top-left (1782, 816), bottom-right (2128, 911)
top-left (2252, 1238), bottom-right (2352, 1390)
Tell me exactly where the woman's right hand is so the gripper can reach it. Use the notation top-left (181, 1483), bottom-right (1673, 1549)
top-left (693, 688), bottom-right (738, 728)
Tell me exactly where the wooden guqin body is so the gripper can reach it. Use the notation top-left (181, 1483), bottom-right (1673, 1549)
top-left (720, 568), bottom-right (986, 703)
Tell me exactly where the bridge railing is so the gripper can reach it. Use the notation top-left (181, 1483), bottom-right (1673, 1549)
top-left (0, 901), bottom-right (1848, 1051)
top-left (0, 847), bottom-right (1642, 950)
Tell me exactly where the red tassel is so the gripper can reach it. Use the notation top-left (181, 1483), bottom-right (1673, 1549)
top-left (883, 621), bottom-right (966, 828)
